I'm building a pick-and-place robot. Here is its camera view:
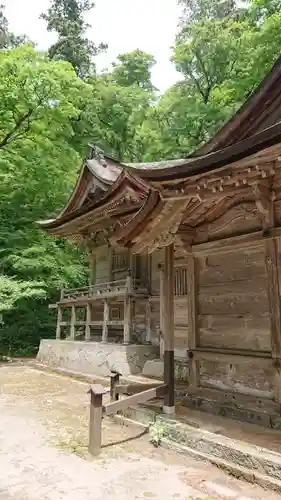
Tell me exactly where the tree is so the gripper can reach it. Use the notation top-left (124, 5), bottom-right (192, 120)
top-left (0, 44), bottom-right (91, 245)
top-left (71, 51), bottom-right (156, 161)
top-left (178, 0), bottom-right (239, 22)
top-left (0, 4), bottom-right (30, 48)
top-left (141, 0), bottom-right (281, 159)
top-left (0, 4), bottom-right (7, 47)
top-left (0, 45), bottom-right (90, 353)
top-left (41, 0), bottom-right (107, 77)
top-left (250, 0), bottom-right (281, 20)
top-left (111, 50), bottom-right (156, 90)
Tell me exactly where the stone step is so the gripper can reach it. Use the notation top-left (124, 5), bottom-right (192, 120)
top-left (30, 361), bottom-right (281, 493)
top-left (120, 403), bottom-right (281, 493)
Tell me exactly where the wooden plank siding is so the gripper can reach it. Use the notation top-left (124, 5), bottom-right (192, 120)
top-left (90, 243), bottom-right (276, 403)
top-left (195, 245), bottom-right (274, 399)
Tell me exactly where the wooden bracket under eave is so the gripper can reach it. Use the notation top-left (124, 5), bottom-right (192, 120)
top-left (252, 181), bottom-right (275, 231)
top-left (176, 225), bottom-right (195, 254)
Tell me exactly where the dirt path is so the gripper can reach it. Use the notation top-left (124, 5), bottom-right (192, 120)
top-left (0, 364), bottom-right (280, 500)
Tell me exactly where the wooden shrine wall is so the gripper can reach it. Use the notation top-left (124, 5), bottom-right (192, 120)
top-left (94, 246), bottom-right (110, 284)
top-left (150, 242), bottom-right (278, 401)
top-left (197, 248), bottom-right (270, 350)
top-left (196, 246), bottom-right (274, 399)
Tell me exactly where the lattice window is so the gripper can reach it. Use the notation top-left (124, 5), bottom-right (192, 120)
top-left (110, 307), bottom-right (121, 320)
top-left (112, 251), bottom-right (129, 272)
top-left (174, 267), bottom-right (187, 296)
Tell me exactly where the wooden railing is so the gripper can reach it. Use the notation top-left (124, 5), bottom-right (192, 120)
top-left (88, 372), bottom-right (167, 456)
top-left (61, 279), bottom-right (127, 301)
top-left (54, 276), bottom-right (151, 344)
top-left (61, 277), bottom-right (148, 302)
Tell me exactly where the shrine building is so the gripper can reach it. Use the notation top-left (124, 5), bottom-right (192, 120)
top-left (37, 55), bottom-right (281, 425)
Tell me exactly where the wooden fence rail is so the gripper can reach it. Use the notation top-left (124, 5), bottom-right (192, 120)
top-left (115, 382), bottom-right (165, 396)
top-left (103, 384), bottom-right (167, 415)
top-left (88, 373), bottom-right (167, 456)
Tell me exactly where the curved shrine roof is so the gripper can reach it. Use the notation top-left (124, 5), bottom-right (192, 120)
top-left (39, 54), bottom-right (281, 247)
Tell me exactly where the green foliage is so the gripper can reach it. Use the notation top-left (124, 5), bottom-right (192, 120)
top-left (0, 297), bottom-right (57, 356)
top-left (142, 0), bottom-right (281, 157)
top-left (250, 0), bottom-right (281, 20)
top-left (0, 45), bottom-right (89, 354)
top-left (1, 0), bottom-right (281, 355)
top-left (0, 275), bottom-right (45, 312)
top-left (178, 0), bottom-right (239, 22)
top-left (41, 0), bottom-right (107, 77)
top-left (149, 420), bottom-right (169, 447)
top-left (72, 50), bottom-right (156, 160)
top-left (112, 50), bottom-right (156, 90)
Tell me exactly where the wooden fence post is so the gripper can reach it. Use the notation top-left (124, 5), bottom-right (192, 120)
top-left (56, 306), bottom-right (62, 340)
top-left (70, 304), bottom-right (76, 340)
top-left (110, 371), bottom-right (121, 401)
top-left (88, 384), bottom-right (107, 456)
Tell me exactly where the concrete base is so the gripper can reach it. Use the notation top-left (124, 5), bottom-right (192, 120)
top-left (142, 359), bottom-right (164, 378)
top-left (142, 358), bottom-right (189, 382)
top-left (36, 339), bottom-right (158, 377)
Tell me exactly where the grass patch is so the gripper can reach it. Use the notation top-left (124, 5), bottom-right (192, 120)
top-left (55, 437), bottom-right (88, 457)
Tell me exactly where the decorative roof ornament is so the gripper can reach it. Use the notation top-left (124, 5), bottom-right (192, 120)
top-left (88, 144), bottom-right (107, 167)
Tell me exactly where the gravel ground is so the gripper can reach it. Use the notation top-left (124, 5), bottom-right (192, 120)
top-left (0, 364), bottom-right (280, 500)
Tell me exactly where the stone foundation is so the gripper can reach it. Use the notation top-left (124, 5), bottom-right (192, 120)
top-left (37, 339), bottom-right (158, 377)
top-left (142, 358), bottom-right (189, 382)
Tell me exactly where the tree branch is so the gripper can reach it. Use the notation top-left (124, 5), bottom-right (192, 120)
top-left (0, 108), bottom-right (34, 149)
top-left (194, 48), bottom-right (213, 104)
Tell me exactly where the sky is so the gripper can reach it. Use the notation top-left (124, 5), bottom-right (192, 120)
top-left (2, 0), bottom-right (183, 92)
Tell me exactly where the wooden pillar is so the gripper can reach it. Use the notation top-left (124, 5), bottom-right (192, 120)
top-left (163, 243), bottom-right (175, 414)
top-left (187, 254), bottom-right (199, 388)
top-left (145, 299), bottom-right (152, 344)
top-left (129, 250), bottom-right (135, 278)
top-left (102, 299), bottom-right (109, 343)
top-left (266, 239), bottom-right (281, 407)
top-left (70, 304), bottom-right (76, 340)
top-left (123, 296), bottom-right (132, 344)
top-left (126, 274), bottom-right (132, 293)
top-left (56, 306), bottom-right (62, 340)
top-left (159, 264), bottom-right (164, 359)
top-left (109, 247), bottom-right (113, 282)
top-left (85, 303), bottom-right (91, 341)
top-left (89, 253), bottom-right (96, 285)
top-left (123, 276), bottom-right (133, 344)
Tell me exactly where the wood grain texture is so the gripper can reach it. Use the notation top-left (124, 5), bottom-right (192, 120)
top-left (195, 202), bottom-right (262, 243)
top-left (198, 313), bottom-right (271, 351)
top-left (197, 248), bottom-right (267, 284)
top-left (265, 239), bottom-right (281, 358)
top-left (150, 249), bottom-right (164, 294)
top-left (196, 246), bottom-right (272, 396)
